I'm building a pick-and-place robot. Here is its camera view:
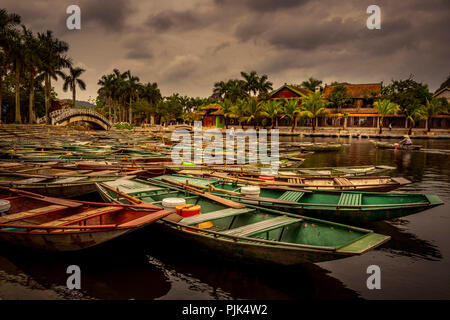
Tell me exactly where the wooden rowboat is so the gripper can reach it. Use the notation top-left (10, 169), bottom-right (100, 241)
top-left (175, 170), bottom-right (410, 192)
top-left (95, 178), bottom-right (390, 265)
top-left (0, 171), bottom-right (128, 198)
top-left (0, 186), bottom-right (170, 251)
top-left (373, 141), bottom-right (423, 150)
top-left (150, 175), bottom-right (443, 224)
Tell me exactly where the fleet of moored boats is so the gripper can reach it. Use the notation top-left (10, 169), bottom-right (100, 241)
top-left (0, 125), bottom-right (444, 265)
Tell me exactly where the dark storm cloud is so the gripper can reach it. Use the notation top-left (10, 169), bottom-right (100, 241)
top-left (79, 0), bottom-right (135, 32)
top-left (2, 0), bottom-right (449, 98)
top-left (215, 0), bottom-right (310, 12)
top-left (146, 10), bottom-right (202, 32)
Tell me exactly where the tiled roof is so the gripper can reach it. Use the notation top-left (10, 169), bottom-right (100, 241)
top-left (202, 104), bottom-right (222, 110)
top-left (323, 83), bottom-right (382, 99)
top-left (270, 84), bottom-right (312, 98)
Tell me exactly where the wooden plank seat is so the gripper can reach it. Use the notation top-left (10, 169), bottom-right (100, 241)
top-left (52, 177), bottom-right (85, 184)
top-left (278, 191), bottom-right (305, 202)
top-left (298, 169), bottom-right (324, 175)
top-left (338, 193), bottom-right (362, 207)
top-left (0, 205), bottom-right (67, 224)
top-left (39, 206), bottom-right (122, 227)
top-left (288, 178), bottom-right (303, 184)
top-left (333, 177), bottom-right (353, 186)
top-left (222, 216), bottom-right (302, 237)
top-left (14, 177), bottom-right (50, 184)
top-left (180, 208), bottom-right (255, 226)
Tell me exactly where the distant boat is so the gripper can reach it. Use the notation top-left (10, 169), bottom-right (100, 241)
top-left (372, 141), bottom-right (422, 150)
top-left (0, 186), bottom-right (170, 251)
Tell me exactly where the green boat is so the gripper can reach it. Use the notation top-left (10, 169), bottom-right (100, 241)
top-left (150, 174), bottom-right (444, 224)
top-left (95, 178), bottom-right (390, 265)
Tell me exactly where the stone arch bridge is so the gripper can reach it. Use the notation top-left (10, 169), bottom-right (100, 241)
top-left (37, 108), bottom-right (111, 130)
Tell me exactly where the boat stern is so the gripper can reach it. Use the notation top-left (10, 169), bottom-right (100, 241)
top-left (336, 233), bottom-right (391, 255)
top-left (426, 194), bottom-right (444, 207)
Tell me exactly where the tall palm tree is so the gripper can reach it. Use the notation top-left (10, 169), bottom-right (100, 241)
top-left (404, 106), bottom-right (426, 135)
top-left (261, 100), bottom-right (282, 129)
top-left (374, 99), bottom-right (400, 134)
top-left (232, 98), bottom-right (248, 129)
top-left (299, 92), bottom-right (329, 132)
top-left (140, 82), bottom-right (161, 124)
top-left (301, 77), bottom-right (322, 92)
top-left (241, 97), bottom-right (262, 129)
top-left (0, 9), bottom-right (21, 123)
top-left (423, 98), bottom-right (448, 132)
top-left (257, 74), bottom-right (273, 99)
top-left (281, 99), bottom-right (302, 132)
top-left (62, 67), bottom-right (86, 108)
top-left (38, 30), bottom-right (71, 123)
top-left (8, 32), bottom-right (25, 123)
top-left (97, 73), bottom-right (115, 122)
top-left (124, 70), bottom-right (140, 123)
top-left (241, 71), bottom-right (259, 96)
top-left (22, 26), bottom-right (43, 123)
top-left (220, 98), bottom-right (236, 129)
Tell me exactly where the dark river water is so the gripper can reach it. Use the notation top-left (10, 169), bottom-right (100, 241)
top-left (0, 137), bottom-right (449, 300)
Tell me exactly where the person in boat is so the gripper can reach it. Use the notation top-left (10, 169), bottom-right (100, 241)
top-left (399, 135), bottom-right (412, 145)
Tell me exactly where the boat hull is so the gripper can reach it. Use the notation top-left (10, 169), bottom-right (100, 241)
top-left (0, 228), bottom-right (133, 251)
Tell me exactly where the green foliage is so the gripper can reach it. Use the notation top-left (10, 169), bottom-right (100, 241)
top-left (374, 99), bottom-right (400, 133)
top-left (327, 84), bottom-right (352, 111)
top-left (113, 123), bottom-right (134, 130)
top-left (299, 92), bottom-right (329, 131)
top-left (301, 77), bottom-right (322, 92)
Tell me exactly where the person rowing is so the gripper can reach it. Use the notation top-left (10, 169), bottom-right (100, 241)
top-left (399, 135), bottom-right (412, 146)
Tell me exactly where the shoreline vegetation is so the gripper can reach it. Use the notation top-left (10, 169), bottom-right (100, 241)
top-left (1, 8), bottom-right (449, 135)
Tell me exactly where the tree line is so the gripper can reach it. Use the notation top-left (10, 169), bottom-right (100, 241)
top-left (0, 8), bottom-right (86, 124)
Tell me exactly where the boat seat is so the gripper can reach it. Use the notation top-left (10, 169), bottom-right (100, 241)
top-left (0, 205), bottom-right (67, 224)
top-left (288, 178), bottom-right (303, 184)
top-left (180, 208), bottom-right (255, 225)
top-left (222, 216), bottom-right (302, 237)
top-left (338, 193), bottom-right (362, 207)
top-left (298, 169), bottom-right (326, 175)
top-left (39, 206), bottom-right (122, 227)
top-left (333, 177), bottom-right (353, 186)
top-left (278, 191), bottom-right (305, 202)
top-left (52, 177), bottom-right (85, 184)
top-left (15, 177), bottom-right (50, 184)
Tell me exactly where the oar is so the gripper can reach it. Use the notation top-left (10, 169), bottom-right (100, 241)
top-left (160, 178), bottom-right (245, 209)
top-left (99, 183), bottom-right (162, 210)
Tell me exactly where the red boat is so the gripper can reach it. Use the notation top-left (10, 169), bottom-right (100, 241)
top-left (0, 186), bottom-right (170, 252)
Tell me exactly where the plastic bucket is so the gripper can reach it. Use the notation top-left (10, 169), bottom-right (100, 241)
top-left (162, 198), bottom-right (186, 213)
top-left (0, 200), bottom-right (11, 216)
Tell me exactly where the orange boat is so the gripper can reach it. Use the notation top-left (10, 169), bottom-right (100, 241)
top-left (0, 186), bottom-right (170, 252)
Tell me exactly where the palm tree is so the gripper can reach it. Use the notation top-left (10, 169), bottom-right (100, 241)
top-left (301, 77), bottom-right (322, 92)
top-left (257, 74), bottom-right (273, 99)
top-left (299, 92), bottom-right (329, 132)
top-left (8, 32), bottom-right (25, 123)
top-left (62, 67), bottom-right (86, 109)
top-left (124, 70), bottom-right (140, 123)
top-left (232, 98), bottom-right (248, 128)
top-left (140, 82), bottom-right (161, 124)
top-left (212, 80), bottom-right (228, 100)
top-left (38, 30), bottom-right (71, 123)
top-left (22, 26), bottom-right (43, 123)
top-left (374, 99), bottom-right (400, 134)
top-left (261, 100), bottom-right (282, 129)
top-left (241, 71), bottom-right (259, 96)
top-left (281, 99), bottom-right (302, 132)
top-left (423, 98), bottom-right (448, 132)
top-left (241, 97), bottom-right (262, 129)
top-left (97, 73), bottom-right (115, 122)
top-left (219, 98), bottom-right (235, 129)
top-left (404, 106), bottom-right (426, 135)
top-left (0, 9), bottom-right (21, 123)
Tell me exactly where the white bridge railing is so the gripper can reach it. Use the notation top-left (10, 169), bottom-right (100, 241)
top-left (36, 108), bottom-right (111, 127)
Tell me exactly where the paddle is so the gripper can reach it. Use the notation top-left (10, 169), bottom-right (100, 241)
top-left (160, 178), bottom-right (246, 209)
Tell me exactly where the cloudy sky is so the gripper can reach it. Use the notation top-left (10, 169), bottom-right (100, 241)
top-left (3, 0), bottom-right (449, 101)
